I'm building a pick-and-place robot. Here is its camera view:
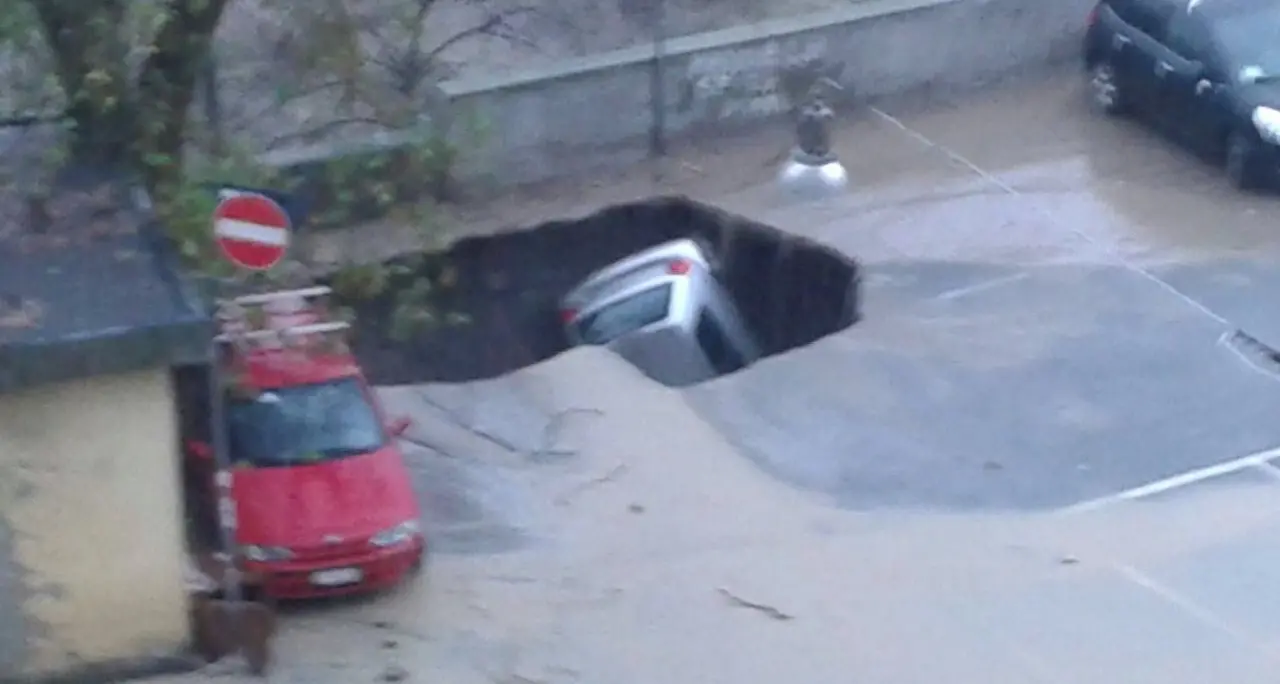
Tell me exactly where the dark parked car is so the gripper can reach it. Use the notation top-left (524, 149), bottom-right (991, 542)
top-left (1083, 0), bottom-right (1280, 189)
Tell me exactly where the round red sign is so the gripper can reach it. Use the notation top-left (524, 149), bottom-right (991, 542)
top-left (213, 193), bottom-right (291, 271)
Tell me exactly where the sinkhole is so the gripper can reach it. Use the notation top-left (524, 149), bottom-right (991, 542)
top-left (331, 196), bottom-right (863, 385)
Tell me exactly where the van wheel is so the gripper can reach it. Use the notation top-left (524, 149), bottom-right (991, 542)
top-left (1226, 132), bottom-right (1261, 191)
top-left (1088, 61), bottom-right (1126, 115)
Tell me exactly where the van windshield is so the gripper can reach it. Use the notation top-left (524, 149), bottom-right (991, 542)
top-left (574, 284), bottom-right (673, 345)
top-left (226, 377), bottom-right (386, 468)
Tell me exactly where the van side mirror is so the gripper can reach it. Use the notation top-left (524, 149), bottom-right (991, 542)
top-left (187, 439), bottom-right (213, 460)
top-left (386, 416), bottom-right (412, 437)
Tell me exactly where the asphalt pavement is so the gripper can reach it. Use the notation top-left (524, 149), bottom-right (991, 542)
top-left (691, 71), bottom-right (1280, 511)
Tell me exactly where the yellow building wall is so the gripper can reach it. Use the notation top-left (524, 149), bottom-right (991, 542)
top-left (0, 368), bottom-right (189, 678)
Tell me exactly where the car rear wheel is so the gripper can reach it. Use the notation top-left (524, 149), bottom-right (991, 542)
top-left (1226, 132), bottom-right (1261, 191)
top-left (1088, 61), bottom-right (1125, 115)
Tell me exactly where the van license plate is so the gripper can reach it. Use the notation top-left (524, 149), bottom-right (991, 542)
top-left (310, 568), bottom-right (362, 586)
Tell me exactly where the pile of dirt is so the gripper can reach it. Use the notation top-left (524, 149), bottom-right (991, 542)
top-left (331, 196), bottom-right (861, 385)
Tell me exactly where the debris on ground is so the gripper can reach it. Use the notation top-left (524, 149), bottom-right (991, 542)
top-left (716, 587), bottom-right (795, 621)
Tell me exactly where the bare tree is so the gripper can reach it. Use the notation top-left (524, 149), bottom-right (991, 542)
top-left (231, 0), bottom-right (537, 150)
top-left (1, 0), bottom-right (539, 200)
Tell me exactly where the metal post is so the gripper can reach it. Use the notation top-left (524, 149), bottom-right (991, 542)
top-left (207, 338), bottom-right (242, 606)
top-left (648, 0), bottom-right (667, 157)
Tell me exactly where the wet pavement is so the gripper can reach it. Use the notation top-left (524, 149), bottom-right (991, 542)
top-left (153, 69), bottom-right (1280, 683)
top-left (692, 70), bottom-right (1280, 510)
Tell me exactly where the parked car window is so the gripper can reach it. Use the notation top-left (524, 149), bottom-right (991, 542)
top-left (695, 310), bottom-right (747, 375)
top-left (1113, 0), bottom-right (1176, 39)
top-left (1209, 3), bottom-right (1280, 82)
top-left (574, 284), bottom-right (673, 345)
top-left (226, 377), bottom-right (386, 467)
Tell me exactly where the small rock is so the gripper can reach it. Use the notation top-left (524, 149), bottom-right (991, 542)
top-left (982, 460), bottom-right (1002, 472)
top-left (379, 664), bottom-right (409, 682)
top-left (628, 503), bottom-right (645, 514)
top-left (382, 639), bottom-right (398, 650)
top-left (1059, 555), bottom-right (1079, 566)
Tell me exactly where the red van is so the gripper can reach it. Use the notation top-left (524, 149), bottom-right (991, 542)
top-left (185, 288), bottom-right (425, 599)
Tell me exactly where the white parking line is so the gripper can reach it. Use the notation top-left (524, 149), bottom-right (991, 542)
top-left (933, 272), bottom-right (1031, 301)
top-left (865, 106), bottom-right (1280, 518)
top-left (1059, 446), bottom-right (1280, 514)
top-left (1114, 563), bottom-right (1266, 650)
top-left (1254, 459), bottom-right (1280, 482)
top-left (868, 106), bottom-right (1240, 334)
top-left (1217, 330), bottom-right (1280, 382)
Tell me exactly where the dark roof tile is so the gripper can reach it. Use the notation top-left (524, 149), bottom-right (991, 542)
top-left (0, 146), bottom-right (212, 390)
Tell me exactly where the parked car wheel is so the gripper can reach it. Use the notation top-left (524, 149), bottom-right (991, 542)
top-left (1226, 131), bottom-right (1262, 191)
top-left (1088, 61), bottom-right (1126, 115)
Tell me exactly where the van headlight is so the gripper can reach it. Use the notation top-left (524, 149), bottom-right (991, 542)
top-left (370, 520), bottom-right (420, 547)
top-left (241, 545), bottom-right (293, 562)
top-left (1251, 107), bottom-right (1280, 144)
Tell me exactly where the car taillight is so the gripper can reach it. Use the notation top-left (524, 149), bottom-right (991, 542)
top-left (1086, 4), bottom-right (1099, 26)
top-left (667, 259), bottom-right (691, 275)
top-left (560, 308), bottom-right (577, 323)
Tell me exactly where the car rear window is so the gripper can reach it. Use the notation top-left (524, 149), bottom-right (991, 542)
top-left (574, 284), bottom-right (673, 345)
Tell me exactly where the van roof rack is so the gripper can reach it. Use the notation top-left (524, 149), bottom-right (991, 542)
top-left (214, 286), bottom-right (349, 349)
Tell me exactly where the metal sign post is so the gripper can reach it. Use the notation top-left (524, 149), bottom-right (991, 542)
top-left (207, 326), bottom-right (244, 606)
top-left (202, 189), bottom-right (305, 667)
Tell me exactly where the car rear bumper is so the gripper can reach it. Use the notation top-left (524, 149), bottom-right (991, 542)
top-left (246, 536), bottom-right (425, 600)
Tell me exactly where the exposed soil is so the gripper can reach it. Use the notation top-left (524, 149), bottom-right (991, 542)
top-left (331, 196), bottom-right (862, 384)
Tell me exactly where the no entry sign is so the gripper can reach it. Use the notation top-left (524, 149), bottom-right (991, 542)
top-left (213, 193), bottom-right (291, 271)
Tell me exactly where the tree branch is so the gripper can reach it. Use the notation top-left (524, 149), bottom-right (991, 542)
top-left (426, 7), bottom-right (535, 62)
top-left (0, 112), bottom-right (67, 128)
top-left (266, 115), bottom-right (392, 149)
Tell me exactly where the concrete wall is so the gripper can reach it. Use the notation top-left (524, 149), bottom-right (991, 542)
top-left (0, 369), bottom-right (189, 681)
top-left (260, 0), bottom-right (1094, 206)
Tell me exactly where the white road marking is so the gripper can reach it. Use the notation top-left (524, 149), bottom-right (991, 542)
top-left (866, 106), bottom-right (1280, 516)
top-left (868, 107), bottom-right (1238, 333)
top-left (1059, 446), bottom-right (1280, 514)
top-left (933, 272), bottom-right (1030, 301)
top-left (1217, 330), bottom-right (1280, 382)
top-left (1114, 563), bottom-right (1266, 650)
top-left (215, 218), bottom-right (288, 246)
top-left (1253, 459), bottom-right (1280, 482)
